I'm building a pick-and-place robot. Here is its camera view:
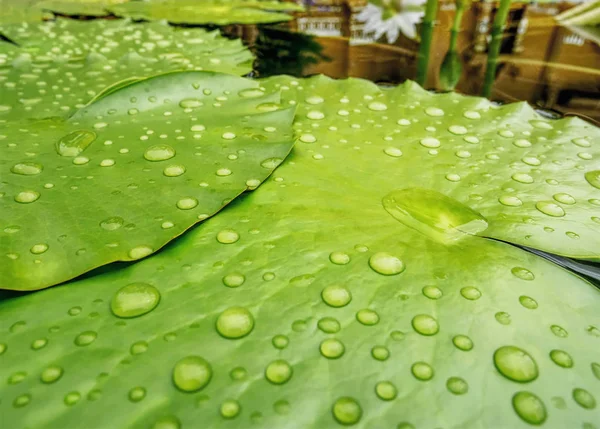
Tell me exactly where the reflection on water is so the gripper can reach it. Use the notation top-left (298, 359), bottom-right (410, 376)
top-left (223, 1), bottom-right (600, 124)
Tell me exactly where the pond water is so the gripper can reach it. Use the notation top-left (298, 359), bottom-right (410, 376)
top-left (221, 2), bottom-right (600, 125)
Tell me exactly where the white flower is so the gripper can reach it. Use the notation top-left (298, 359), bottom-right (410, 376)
top-left (357, 2), bottom-right (425, 43)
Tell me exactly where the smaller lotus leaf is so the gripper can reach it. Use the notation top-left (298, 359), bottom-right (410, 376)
top-left (36, 0), bottom-right (128, 16)
top-left (109, 0), bottom-right (303, 25)
top-left (0, 71), bottom-right (296, 290)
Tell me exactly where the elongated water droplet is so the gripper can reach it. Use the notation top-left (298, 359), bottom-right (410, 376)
top-left (411, 362), bottom-right (434, 381)
top-left (511, 267), bottom-right (535, 281)
top-left (111, 283), bottom-right (160, 318)
top-left (40, 365), bottom-right (63, 384)
top-left (318, 317), bottom-right (340, 333)
top-left (56, 130), bottom-right (96, 157)
top-left (573, 388), bottom-right (596, 409)
top-left (100, 216), bottom-right (124, 231)
top-left (551, 325), bottom-right (568, 338)
top-left (329, 251), bottom-right (350, 265)
top-left (493, 346), bottom-right (538, 382)
top-left (216, 307), bottom-right (254, 339)
top-left (356, 309), bottom-right (379, 325)
top-left (549, 349), bottom-right (573, 368)
top-left (453, 335), bottom-right (473, 351)
top-left (144, 145), bottom-right (175, 161)
top-left (11, 162), bottom-right (43, 175)
top-left (383, 188), bottom-right (487, 244)
top-left (375, 381), bottom-right (397, 400)
top-left (163, 164), bottom-right (186, 177)
top-left (512, 391), bottom-right (547, 425)
top-left (14, 190), bottom-right (40, 204)
top-left (412, 314), bottom-right (439, 336)
top-left (179, 98), bottom-right (203, 108)
top-left (422, 285), bottom-right (443, 299)
top-left (30, 244), bottom-right (48, 255)
top-left (172, 356), bottom-right (212, 392)
top-left (176, 197), bottom-right (198, 210)
top-left (535, 201), bottom-right (565, 217)
top-left (519, 295), bottom-right (538, 309)
top-left (223, 273), bottom-right (245, 288)
top-left (512, 173), bottom-right (534, 184)
top-left (74, 331), bottom-right (97, 346)
top-left (446, 377), bottom-right (468, 395)
top-left (585, 170), bottom-right (600, 189)
top-left (460, 286), bottom-right (481, 300)
top-left (499, 195), bottom-right (523, 207)
top-left (13, 394), bottom-right (31, 408)
top-left (332, 397), bottom-right (362, 425)
top-left (216, 229), bottom-right (239, 244)
top-left (128, 245), bottom-right (153, 260)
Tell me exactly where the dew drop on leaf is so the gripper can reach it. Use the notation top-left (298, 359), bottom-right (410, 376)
top-left (110, 283), bottom-right (160, 318)
top-left (320, 338), bottom-right (345, 359)
top-left (493, 346), bottom-right (538, 382)
top-left (512, 391), bottom-right (547, 425)
top-left (332, 397), bottom-right (362, 425)
top-left (215, 307), bottom-right (254, 339)
top-left (264, 360), bottom-right (293, 384)
top-left (172, 356), bottom-right (212, 393)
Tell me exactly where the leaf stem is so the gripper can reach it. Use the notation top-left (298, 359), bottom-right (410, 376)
top-left (416, 0), bottom-right (439, 86)
top-left (482, 0), bottom-right (512, 98)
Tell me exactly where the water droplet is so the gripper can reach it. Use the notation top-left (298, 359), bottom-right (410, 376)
top-left (321, 285), bottom-right (352, 307)
top-left (384, 147), bottom-right (403, 157)
top-left (460, 286), bottom-right (481, 300)
top-left (368, 252), bottom-right (405, 275)
top-left (530, 120), bottom-right (553, 129)
top-left (306, 110), bottom-right (324, 120)
top-left (164, 164), bottom-right (186, 177)
top-left (216, 307), bottom-right (254, 339)
top-left (519, 295), bottom-right (538, 309)
top-left (591, 362), bottom-right (600, 380)
top-left (222, 272), bottom-right (245, 288)
top-left (493, 345), bottom-right (538, 382)
top-left (375, 381), bottom-right (397, 400)
top-left (152, 415), bottom-right (181, 429)
top-left (30, 244), bottom-right (49, 255)
top-left (111, 283), bottom-right (160, 318)
top-left (411, 362), bottom-right (434, 381)
top-left (572, 137), bottom-right (591, 147)
top-left (172, 356), bottom-right (212, 392)
top-left (265, 360), bottom-right (292, 384)
top-left (550, 325), bottom-right (568, 338)
top-left (56, 130), bottom-right (96, 157)
top-left (14, 190), bottom-right (40, 204)
top-left (332, 397), bottom-right (362, 425)
top-left (9, 371), bottom-right (27, 384)
top-left (41, 365), bottom-right (63, 383)
top-left (130, 341), bottom-right (149, 355)
top-left (549, 349), bottom-right (573, 368)
top-left (446, 377), bottom-right (468, 395)
top-left (329, 251), bottom-right (350, 265)
top-left (216, 229), bottom-right (239, 244)
top-left (512, 173), bottom-right (534, 184)
top-left (573, 388), bottom-right (596, 409)
top-left (448, 125), bottom-right (467, 135)
top-left (510, 267), bottom-right (535, 281)
top-left (272, 335), bottom-right (289, 349)
top-left (144, 145), bottom-right (175, 161)
top-left (229, 367), bottom-right (247, 381)
top-left (74, 331), bottom-right (97, 346)
top-left (64, 391), bottom-right (81, 406)
top-left (356, 309), bottom-right (379, 326)
top-left (179, 98), bottom-right (203, 108)
top-left (128, 245), bottom-right (153, 260)
top-left (412, 314), bottom-right (439, 336)
top-left (522, 156), bottom-right (541, 166)
top-left (383, 188), bottom-right (488, 244)
top-left (422, 285), bottom-right (443, 300)
top-left (420, 137), bottom-right (441, 148)
top-left (222, 132), bottom-right (237, 140)
top-left (13, 394), bottom-right (31, 408)
top-left (318, 317), bottom-right (340, 333)
top-left (31, 338), bottom-right (47, 350)
top-left (0, 343), bottom-right (6, 355)
top-left (260, 157), bottom-right (283, 169)
top-left (11, 162), bottom-right (43, 176)
top-left (99, 216), bottom-right (124, 231)
top-left (499, 195), bottom-right (523, 207)
top-left (128, 386), bottom-right (146, 402)
top-left (512, 391), bottom-right (547, 425)
top-left (320, 338), bottom-right (345, 359)
top-left (176, 197), bottom-right (198, 210)
top-left (425, 107), bottom-right (444, 116)
top-left (371, 345), bottom-right (390, 361)
top-left (453, 335), bottom-right (473, 351)
top-left (584, 170), bottom-right (600, 189)
top-left (220, 399), bottom-right (241, 419)
top-left (535, 201), bottom-right (565, 217)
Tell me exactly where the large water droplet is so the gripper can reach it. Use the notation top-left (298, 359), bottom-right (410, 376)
top-left (512, 391), bottom-right (547, 425)
top-left (11, 162), bottom-right (43, 176)
top-left (585, 170), bottom-right (600, 189)
top-left (411, 362), bottom-right (434, 381)
top-left (111, 283), bottom-right (160, 318)
top-left (412, 314), bottom-right (439, 336)
top-left (498, 195), bottom-right (523, 207)
top-left (176, 197), bottom-right (198, 210)
top-left (329, 251), bottom-right (350, 265)
top-left (368, 252), bottom-right (405, 275)
top-left (383, 188), bottom-right (487, 244)
top-left (40, 365), bottom-right (63, 384)
top-left (14, 190), bottom-right (40, 204)
top-left (573, 388), bottom-right (596, 409)
top-left (223, 272), bottom-right (245, 288)
top-left (272, 335), bottom-right (289, 349)
top-left (511, 267), bottom-right (535, 281)
top-left (375, 381), bottom-right (397, 401)
top-left (172, 356), bottom-right (212, 392)
top-left (265, 360), bottom-right (292, 384)
top-left (446, 377), bottom-right (468, 395)
top-left (549, 349), bottom-right (573, 368)
top-left (321, 285), bottom-right (352, 307)
top-left (220, 399), bottom-right (241, 419)
top-left (30, 244), bottom-right (49, 255)
top-left (144, 145), bottom-right (176, 161)
top-left (74, 331), bottom-right (97, 346)
top-left (56, 130), bottom-right (96, 157)
top-left (332, 397), bottom-right (362, 425)
top-left (356, 309), bottom-right (379, 326)
top-left (519, 295), bottom-right (538, 309)
top-left (13, 394), bottom-right (31, 408)
top-left (422, 285), bottom-right (443, 299)
top-left (535, 201), bottom-right (565, 217)
top-left (460, 286), bottom-right (481, 300)
top-left (493, 346), bottom-right (538, 382)
top-left (371, 345), bottom-right (390, 361)
top-left (216, 307), bottom-right (254, 339)
top-left (216, 229), bottom-right (239, 244)
top-left (318, 317), bottom-right (340, 333)
top-left (100, 216), bottom-right (124, 231)
top-left (320, 338), bottom-right (345, 359)
top-left (512, 173), bottom-right (534, 184)
top-left (550, 325), bottom-right (568, 338)
top-left (453, 335), bottom-right (473, 351)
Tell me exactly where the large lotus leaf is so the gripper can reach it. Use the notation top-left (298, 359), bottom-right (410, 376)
top-left (36, 0), bottom-right (128, 16)
top-left (0, 0), bottom-right (48, 24)
top-left (0, 71), bottom-right (295, 290)
top-left (0, 20), bottom-right (254, 120)
top-left (0, 75), bottom-right (599, 429)
top-left (109, 0), bottom-right (303, 25)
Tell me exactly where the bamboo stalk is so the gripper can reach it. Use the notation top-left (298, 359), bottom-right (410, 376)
top-left (481, 0), bottom-right (512, 98)
top-left (415, 0), bottom-right (439, 86)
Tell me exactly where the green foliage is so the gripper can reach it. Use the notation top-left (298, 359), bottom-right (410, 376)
top-left (0, 71), bottom-right (295, 290)
top-left (109, 0), bottom-right (303, 25)
top-left (0, 19), bottom-right (254, 120)
top-left (36, 0), bottom-right (128, 16)
top-left (1, 75), bottom-right (599, 428)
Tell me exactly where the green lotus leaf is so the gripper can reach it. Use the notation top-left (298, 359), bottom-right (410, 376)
top-left (0, 0), bottom-right (48, 24)
top-left (0, 71), bottom-right (296, 290)
top-left (108, 0), bottom-right (303, 25)
top-left (1, 75), bottom-right (599, 428)
top-left (36, 0), bottom-right (128, 16)
top-left (0, 19), bottom-right (254, 120)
